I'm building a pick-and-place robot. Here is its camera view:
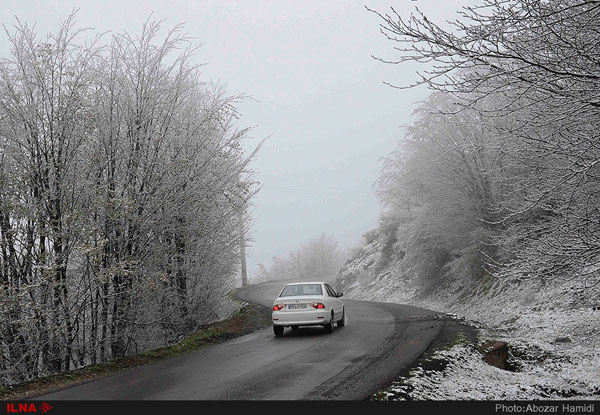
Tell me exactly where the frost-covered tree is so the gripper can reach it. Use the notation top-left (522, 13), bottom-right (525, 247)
top-left (376, 91), bottom-right (504, 287)
top-left (255, 234), bottom-right (346, 282)
top-left (372, 0), bottom-right (600, 285)
top-left (0, 15), bottom-right (258, 385)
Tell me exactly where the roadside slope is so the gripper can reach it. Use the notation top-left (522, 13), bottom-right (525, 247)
top-left (336, 231), bottom-right (600, 399)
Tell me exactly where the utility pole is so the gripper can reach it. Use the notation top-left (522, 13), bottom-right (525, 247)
top-left (238, 170), bottom-right (248, 287)
top-left (240, 213), bottom-right (247, 287)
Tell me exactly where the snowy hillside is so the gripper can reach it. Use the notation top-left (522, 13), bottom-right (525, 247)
top-left (337, 231), bottom-right (600, 400)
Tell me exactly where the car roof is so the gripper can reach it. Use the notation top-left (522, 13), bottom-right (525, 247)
top-left (284, 282), bottom-right (326, 286)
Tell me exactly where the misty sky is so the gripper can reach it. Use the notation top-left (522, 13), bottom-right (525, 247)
top-left (1, 0), bottom-right (471, 281)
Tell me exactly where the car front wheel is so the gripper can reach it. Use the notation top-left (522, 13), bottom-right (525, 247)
top-left (273, 325), bottom-right (284, 337)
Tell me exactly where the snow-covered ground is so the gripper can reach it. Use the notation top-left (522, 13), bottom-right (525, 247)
top-left (377, 339), bottom-right (599, 400)
top-left (338, 239), bottom-right (600, 400)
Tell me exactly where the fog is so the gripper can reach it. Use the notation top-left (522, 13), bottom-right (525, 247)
top-left (1, 0), bottom-right (471, 280)
top-left (2, 1), bottom-right (599, 400)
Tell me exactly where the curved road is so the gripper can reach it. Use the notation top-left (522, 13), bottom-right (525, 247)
top-left (39, 281), bottom-right (465, 400)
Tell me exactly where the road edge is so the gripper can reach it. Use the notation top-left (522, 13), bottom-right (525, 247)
top-left (370, 318), bottom-right (480, 400)
top-left (0, 294), bottom-right (271, 401)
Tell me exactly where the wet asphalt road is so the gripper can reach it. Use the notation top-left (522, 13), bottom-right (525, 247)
top-left (39, 281), bottom-right (458, 400)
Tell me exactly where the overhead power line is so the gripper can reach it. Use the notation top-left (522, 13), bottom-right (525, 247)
top-left (263, 184), bottom-right (375, 197)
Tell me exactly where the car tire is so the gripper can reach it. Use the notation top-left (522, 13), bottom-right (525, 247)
top-left (273, 325), bottom-right (284, 337)
top-left (337, 308), bottom-right (346, 328)
top-left (324, 312), bottom-right (334, 334)
top-left (291, 325), bottom-right (299, 331)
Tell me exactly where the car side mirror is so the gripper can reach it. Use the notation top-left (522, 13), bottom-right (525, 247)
top-left (337, 292), bottom-right (343, 297)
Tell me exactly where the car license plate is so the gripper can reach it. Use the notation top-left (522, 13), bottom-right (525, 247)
top-left (288, 304), bottom-right (307, 310)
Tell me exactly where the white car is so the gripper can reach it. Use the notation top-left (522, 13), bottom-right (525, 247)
top-left (272, 282), bottom-right (345, 336)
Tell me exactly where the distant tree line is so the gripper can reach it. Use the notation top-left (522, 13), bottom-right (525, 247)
top-left (255, 233), bottom-right (346, 283)
top-left (370, 0), bottom-right (600, 289)
top-left (0, 15), bottom-right (257, 385)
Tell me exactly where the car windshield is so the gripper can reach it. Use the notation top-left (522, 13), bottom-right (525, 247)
top-left (280, 284), bottom-right (323, 297)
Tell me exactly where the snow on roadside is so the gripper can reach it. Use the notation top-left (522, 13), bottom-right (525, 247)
top-left (341, 240), bottom-right (600, 400)
top-left (374, 276), bottom-right (600, 400)
top-left (378, 341), bottom-right (599, 400)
